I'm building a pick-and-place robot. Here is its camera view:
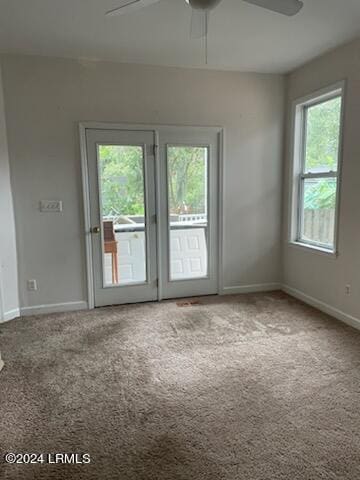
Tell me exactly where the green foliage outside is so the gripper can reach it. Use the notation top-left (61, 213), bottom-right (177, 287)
top-left (304, 96), bottom-right (341, 209)
top-left (99, 145), bottom-right (206, 219)
top-left (99, 145), bottom-right (145, 218)
top-left (303, 179), bottom-right (337, 211)
top-left (167, 146), bottom-right (206, 215)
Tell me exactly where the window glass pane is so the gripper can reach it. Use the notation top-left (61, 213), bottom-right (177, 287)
top-left (167, 146), bottom-right (208, 280)
top-left (300, 177), bottom-right (337, 247)
top-left (304, 96), bottom-right (341, 173)
top-left (98, 145), bottom-right (147, 286)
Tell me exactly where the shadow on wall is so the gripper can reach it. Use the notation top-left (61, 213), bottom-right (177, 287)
top-left (223, 183), bottom-right (281, 284)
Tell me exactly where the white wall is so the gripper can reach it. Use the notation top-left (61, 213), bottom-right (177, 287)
top-left (0, 65), bottom-right (19, 321)
top-left (283, 38), bottom-right (360, 321)
top-left (0, 54), bottom-right (284, 311)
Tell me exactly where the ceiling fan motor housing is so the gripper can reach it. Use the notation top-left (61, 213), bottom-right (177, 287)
top-left (186, 0), bottom-right (223, 11)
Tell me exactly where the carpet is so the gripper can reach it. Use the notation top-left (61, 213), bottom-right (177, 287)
top-left (0, 291), bottom-right (359, 479)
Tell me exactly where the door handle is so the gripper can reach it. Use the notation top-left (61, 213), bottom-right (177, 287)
top-left (91, 226), bottom-right (101, 234)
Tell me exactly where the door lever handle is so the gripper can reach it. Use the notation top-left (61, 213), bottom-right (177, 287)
top-left (91, 226), bottom-right (101, 234)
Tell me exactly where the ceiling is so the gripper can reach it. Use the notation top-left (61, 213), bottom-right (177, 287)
top-left (0, 0), bottom-right (360, 73)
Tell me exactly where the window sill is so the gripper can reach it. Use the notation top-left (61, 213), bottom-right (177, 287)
top-left (288, 241), bottom-right (338, 258)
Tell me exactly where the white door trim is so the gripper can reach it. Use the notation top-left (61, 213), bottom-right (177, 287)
top-left (79, 122), bottom-right (224, 309)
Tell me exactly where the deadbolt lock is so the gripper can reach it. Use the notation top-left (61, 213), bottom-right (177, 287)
top-left (91, 226), bottom-right (101, 234)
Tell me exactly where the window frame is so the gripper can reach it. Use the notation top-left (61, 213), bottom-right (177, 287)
top-left (289, 81), bottom-right (345, 255)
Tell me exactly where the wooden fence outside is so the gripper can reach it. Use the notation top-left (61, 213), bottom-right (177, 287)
top-left (303, 209), bottom-right (335, 245)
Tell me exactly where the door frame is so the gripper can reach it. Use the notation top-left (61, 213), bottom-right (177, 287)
top-left (79, 122), bottom-right (224, 309)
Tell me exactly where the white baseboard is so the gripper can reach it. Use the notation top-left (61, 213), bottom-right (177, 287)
top-left (20, 301), bottom-right (88, 317)
top-left (221, 283), bottom-right (281, 295)
top-left (4, 286), bottom-right (359, 335)
top-left (282, 285), bottom-right (360, 331)
top-left (0, 308), bottom-right (20, 323)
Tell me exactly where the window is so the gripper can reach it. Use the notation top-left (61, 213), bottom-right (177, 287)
top-left (291, 84), bottom-right (344, 253)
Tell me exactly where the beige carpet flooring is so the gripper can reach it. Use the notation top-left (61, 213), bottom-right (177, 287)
top-left (0, 291), bottom-right (360, 479)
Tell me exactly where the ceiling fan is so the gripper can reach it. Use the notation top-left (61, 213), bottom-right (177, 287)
top-left (106, 0), bottom-right (304, 39)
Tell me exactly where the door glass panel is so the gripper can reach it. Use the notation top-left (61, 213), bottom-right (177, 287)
top-left (98, 145), bottom-right (147, 286)
top-left (167, 146), bottom-right (208, 280)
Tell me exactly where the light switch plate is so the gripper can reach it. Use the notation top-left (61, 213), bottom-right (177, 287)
top-left (40, 200), bottom-right (63, 212)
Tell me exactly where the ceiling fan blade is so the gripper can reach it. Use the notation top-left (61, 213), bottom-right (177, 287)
top-left (242, 0), bottom-right (303, 16)
top-left (106, 0), bottom-right (160, 16)
top-left (190, 9), bottom-right (209, 39)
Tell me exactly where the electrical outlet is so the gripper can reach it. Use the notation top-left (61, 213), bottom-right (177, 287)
top-left (27, 279), bottom-right (37, 291)
top-left (345, 284), bottom-right (351, 296)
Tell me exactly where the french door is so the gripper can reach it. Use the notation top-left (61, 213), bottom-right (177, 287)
top-left (157, 127), bottom-right (219, 299)
top-left (84, 125), bottom-right (220, 307)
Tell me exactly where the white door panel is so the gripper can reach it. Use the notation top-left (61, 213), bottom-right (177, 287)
top-left (117, 232), bottom-right (146, 283)
top-left (104, 233), bottom-right (146, 284)
top-left (170, 228), bottom-right (207, 280)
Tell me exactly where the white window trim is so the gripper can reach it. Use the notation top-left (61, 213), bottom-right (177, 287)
top-left (288, 81), bottom-right (346, 256)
